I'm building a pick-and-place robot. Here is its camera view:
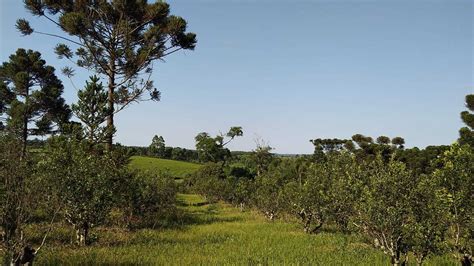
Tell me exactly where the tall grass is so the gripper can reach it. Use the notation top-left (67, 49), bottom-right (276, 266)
top-left (26, 194), bottom-right (456, 265)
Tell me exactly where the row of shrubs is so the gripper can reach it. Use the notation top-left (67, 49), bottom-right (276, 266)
top-left (186, 143), bottom-right (473, 266)
top-left (0, 134), bottom-right (178, 263)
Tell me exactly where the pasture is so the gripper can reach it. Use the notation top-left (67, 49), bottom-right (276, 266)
top-left (129, 156), bottom-right (202, 179)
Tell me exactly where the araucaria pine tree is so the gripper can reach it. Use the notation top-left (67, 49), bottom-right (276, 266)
top-left (459, 94), bottom-right (474, 147)
top-left (17, 0), bottom-right (197, 150)
top-left (72, 76), bottom-right (113, 144)
top-left (0, 48), bottom-right (70, 156)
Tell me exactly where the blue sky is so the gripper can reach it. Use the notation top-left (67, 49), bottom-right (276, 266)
top-left (1, 0), bottom-right (472, 154)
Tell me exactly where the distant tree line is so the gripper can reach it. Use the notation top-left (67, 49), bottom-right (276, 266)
top-left (124, 135), bottom-right (200, 162)
top-left (124, 127), bottom-right (245, 163)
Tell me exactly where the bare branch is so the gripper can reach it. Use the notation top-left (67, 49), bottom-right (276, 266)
top-left (33, 30), bottom-right (84, 47)
top-left (35, 207), bottom-right (61, 254)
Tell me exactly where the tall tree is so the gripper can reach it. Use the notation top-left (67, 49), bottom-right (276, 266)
top-left (459, 94), bottom-right (474, 147)
top-left (195, 127), bottom-right (243, 163)
top-left (391, 137), bottom-right (405, 149)
top-left (18, 0), bottom-right (197, 150)
top-left (0, 48), bottom-right (70, 156)
top-left (149, 135), bottom-right (165, 157)
top-left (71, 75), bottom-right (112, 144)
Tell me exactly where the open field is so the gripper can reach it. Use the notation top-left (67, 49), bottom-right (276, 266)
top-left (128, 156), bottom-right (202, 179)
top-left (24, 193), bottom-right (455, 265)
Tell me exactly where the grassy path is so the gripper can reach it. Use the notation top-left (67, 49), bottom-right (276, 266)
top-left (35, 194), bottom-right (455, 265)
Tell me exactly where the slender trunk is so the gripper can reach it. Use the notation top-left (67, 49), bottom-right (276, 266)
top-left (391, 251), bottom-right (406, 266)
top-left (460, 255), bottom-right (472, 266)
top-left (391, 257), bottom-right (400, 266)
top-left (106, 61), bottom-right (115, 151)
top-left (303, 215), bottom-right (312, 233)
top-left (310, 221), bottom-right (323, 234)
top-left (21, 116), bottom-right (27, 158)
top-left (75, 222), bottom-right (89, 246)
top-left (20, 87), bottom-right (29, 159)
top-left (415, 253), bottom-right (425, 266)
top-left (13, 246), bottom-right (36, 266)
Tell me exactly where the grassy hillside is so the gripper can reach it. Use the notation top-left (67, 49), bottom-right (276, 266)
top-left (128, 156), bottom-right (201, 178)
top-left (32, 194), bottom-right (455, 265)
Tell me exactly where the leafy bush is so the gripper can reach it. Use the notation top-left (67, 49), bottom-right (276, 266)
top-left (187, 163), bottom-right (232, 203)
top-left (125, 171), bottom-right (178, 229)
top-left (38, 136), bottom-right (129, 246)
top-left (253, 165), bottom-right (289, 220)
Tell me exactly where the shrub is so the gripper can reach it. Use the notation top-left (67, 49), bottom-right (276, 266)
top-left (126, 171), bottom-right (178, 229)
top-left (187, 163), bottom-right (231, 202)
top-left (38, 136), bottom-right (129, 246)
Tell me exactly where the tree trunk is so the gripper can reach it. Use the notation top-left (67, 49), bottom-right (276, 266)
top-left (106, 62), bottom-right (115, 151)
top-left (392, 258), bottom-right (400, 266)
top-left (75, 222), bottom-right (89, 246)
top-left (20, 89), bottom-right (29, 159)
top-left (13, 246), bottom-right (36, 266)
top-left (415, 254), bottom-right (425, 266)
top-left (460, 254), bottom-right (472, 266)
top-left (391, 252), bottom-right (402, 266)
top-left (303, 216), bottom-right (312, 233)
top-left (265, 211), bottom-right (275, 221)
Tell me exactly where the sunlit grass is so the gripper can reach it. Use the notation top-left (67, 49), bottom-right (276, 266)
top-left (27, 194), bottom-right (457, 265)
top-left (128, 156), bottom-right (201, 179)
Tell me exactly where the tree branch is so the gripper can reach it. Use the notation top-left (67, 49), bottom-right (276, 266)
top-left (33, 30), bottom-right (84, 47)
top-left (35, 207), bottom-right (60, 254)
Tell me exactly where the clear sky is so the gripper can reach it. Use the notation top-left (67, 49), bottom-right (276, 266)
top-left (1, 0), bottom-right (472, 154)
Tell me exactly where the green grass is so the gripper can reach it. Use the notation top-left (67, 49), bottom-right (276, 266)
top-left (128, 156), bottom-right (202, 178)
top-left (26, 194), bottom-right (456, 265)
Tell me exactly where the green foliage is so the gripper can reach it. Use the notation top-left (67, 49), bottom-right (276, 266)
top-left (22, 194), bottom-right (456, 265)
top-left (405, 174), bottom-right (450, 265)
top-left (395, 145), bottom-right (450, 175)
top-left (282, 154), bottom-right (360, 233)
top-left (226, 126), bottom-right (243, 139)
top-left (391, 137), bottom-right (406, 149)
top-left (323, 154), bottom-right (362, 232)
top-left (149, 135), bottom-right (166, 157)
top-left (71, 76), bottom-right (113, 143)
top-left (250, 142), bottom-right (274, 176)
top-left (434, 143), bottom-right (474, 263)
top-left (125, 171), bottom-right (178, 229)
top-left (232, 177), bottom-right (255, 211)
top-left (20, 0), bottom-right (197, 148)
top-left (354, 158), bottom-right (415, 265)
top-left (253, 164), bottom-right (289, 220)
top-left (38, 136), bottom-right (129, 246)
top-left (187, 163), bottom-right (231, 202)
top-left (310, 138), bottom-right (352, 159)
top-left (0, 49), bottom-right (70, 151)
top-left (195, 127), bottom-right (243, 163)
top-left (459, 94), bottom-right (474, 147)
top-left (0, 135), bottom-right (35, 264)
top-left (376, 136), bottom-right (391, 145)
top-left (310, 134), bottom-right (405, 163)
